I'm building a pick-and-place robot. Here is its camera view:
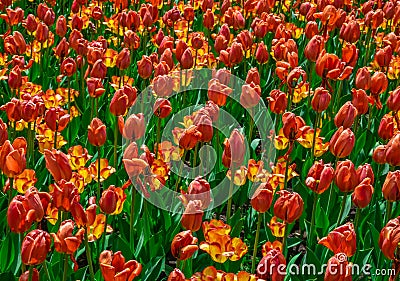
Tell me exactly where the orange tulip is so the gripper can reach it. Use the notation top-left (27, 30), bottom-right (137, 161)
top-left (207, 78), bottom-right (233, 106)
top-left (311, 87), bottom-right (331, 113)
top-left (255, 42), bottom-right (269, 64)
top-left (71, 197), bottom-right (97, 228)
top-left (240, 82), bottom-right (261, 108)
top-left (171, 230), bottom-right (198, 260)
top-left (87, 77), bottom-right (105, 98)
top-left (388, 87), bottom-right (400, 112)
top-left (51, 180), bottom-right (79, 212)
top-left (0, 138), bottom-right (26, 178)
top-left (110, 90), bottom-right (129, 117)
top-left (19, 269), bottom-right (39, 281)
top-left (203, 9), bottom-right (214, 29)
top-left (352, 178), bottom-right (374, 208)
top-left (44, 108), bottom-right (70, 132)
top-left (306, 160), bottom-right (335, 194)
top-left (250, 182), bottom-right (274, 213)
top-left (181, 200), bottom-right (203, 232)
top-left (329, 127), bottom-right (355, 158)
top-left (382, 171), bottom-right (400, 202)
top-left (119, 114), bottom-right (145, 141)
top-left (386, 134), bottom-right (400, 167)
top-left (61, 57), bottom-right (77, 77)
top-left (153, 98), bottom-right (172, 119)
top-left (379, 216), bottom-right (400, 260)
top-left (183, 177), bottom-right (211, 209)
top-left (56, 15), bottom-right (67, 37)
top-left (44, 149), bottom-right (72, 182)
top-left (168, 268), bottom-right (185, 281)
top-left (356, 163), bottom-right (374, 184)
top-left (304, 35), bottom-right (325, 62)
top-left (334, 101), bottom-right (357, 129)
top-left (378, 114), bottom-right (395, 140)
top-left (351, 89), bottom-right (369, 115)
top-left (335, 160), bottom-right (358, 193)
top-left (282, 112), bottom-right (306, 141)
top-left (340, 20), bottom-right (360, 43)
top-left (373, 144), bottom-right (387, 164)
top-left (88, 118), bottom-right (107, 147)
top-left (179, 125), bottom-right (202, 150)
top-left (91, 59), bottom-right (107, 79)
top-left (274, 190), bottom-right (304, 223)
top-left (8, 65), bottom-right (22, 89)
top-left (116, 48), bottom-right (130, 70)
top-left (319, 223), bottom-right (356, 257)
top-left (99, 185), bottom-right (126, 215)
top-left (256, 249), bottom-right (286, 281)
top-left (222, 129), bottom-right (246, 168)
top-left (355, 67), bottom-right (371, 90)
top-left (193, 110), bottom-right (213, 142)
top-left (99, 250), bottom-right (142, 281)
top-left (137, 55), bottom-right (153, 79)
top-left (324, 253), bottom-right (352, 281)
top-left (153, 75), bottom-right (173, 97)
top-left (21, 229), bottom-right (51, 266)
top-left (268, 90), bottom-right (287, 114)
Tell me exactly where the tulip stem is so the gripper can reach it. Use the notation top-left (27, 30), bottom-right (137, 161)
top-left (113, 117), bottom-right (119, 168)
top-left (326, 157), bottom-right (338, 214)
top-left (102, 214), bottom-right (108, 251)
top-left (62, 254), bottom-right (68, 281)
top-left (385, 201), bottom-right (393, 224)
top-left (336, 192), bottom-right (348, 226)
top-left (20, 232), bottom-right (26, 273)
top-left (130, 185), bottom-right (136, 250)
top-left (282, 223), bottom-right (288, 256)
top-left (155, 117), bottom-right (161, 158)
top-left (226, 171), bottom-right (235, 222)
top-left (84, 229), bottom-right (95, 281)
top-left (175, 150), bottom-right (187, 192)
top-left (43, 261), bottom-right (51, 280)
top-left (97, 146), bottom-right (101, 201)
top-left (311, 113), bottom-right (320, 163)
top-left (251, 212), bottom-right (262, 273)
top-left (308, 193), bottom-right (319, 248)
top-left (28, 266), bottom-right (33, 281)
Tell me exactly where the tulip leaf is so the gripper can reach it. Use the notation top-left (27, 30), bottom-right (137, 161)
top-left (315, 200), bottom-right (329, 229)
top-left (141, 256), bottom-right (165, 281)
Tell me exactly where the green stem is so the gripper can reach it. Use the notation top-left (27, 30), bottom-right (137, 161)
top-left (102, 214), bottom-right (108, 250)
top-left (113, 117), bottom-right (119, 168)
top-left (20, 232), bottom-right (26, 273)
top-left (28, 266), bottom-right (33, 281)
top-left (84, 229), bottom-right (95, 281)
top-left (130, 185), bottom-right (136, 250)
top-left (326, 157), bottom-right (338, 213)
top-left (226, 171), bottom-right (235, 222)
top-left (385, 201), bottom-right (393, 224)
top-left (311, 113), bottom-right (320, 163)
top-left (336, 192), bottom-right (348, 226)
top-left (97, 146), bottom-right (101, 200)
top-left (43, 261), bottom-right (51, 280)
top-left (251, 212), bottom-right (262, 273)
top-left (62, 254), bottom-right (68, 281)
top-left (283, 155), bottom-right (290, 190)
top-left (282, 223), bottom-right (289, 256)
top-left (308, 193), bottom-right (319, 248)
top-left (175, 150), bottom-right (187, 192)
top-left (155, 117), bottom-right (161, 158)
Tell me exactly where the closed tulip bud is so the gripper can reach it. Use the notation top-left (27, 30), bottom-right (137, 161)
top-left (382, 171), bottom-right (400, 202)
top-left (120, 113), bottom-right (145, 141)
top-left (352, 178), bottom-right (374, 208)
top-left (153, 75), bottom-right (173, 97)
top-left (116, 48), bottom-right (131, 70)
top-left (378, 114), bottom-right (395, 140)
top-left (229, 42), bottom-right (244, 66)
top-left (222, 129), bottom-right (245, 168)
top-left (356, 163), bottom-right (374, 184)
top-left (312, 87), bottom-right (331, 112)
top-left (8, 65), bottom-right (22, 89)
top-left (305, 21), bottom-right (319, 39)
top-left (256, 249), bottom-right (286, 281)
top-left (329, 127), bottom-right (355, 158)
top-left (180, 48), bottom-right (194, 69)
top-left (86, 77), bottom-right (105, 98)
top-left (375, 46), bottom-right (392, 68)
top-left (335, 160), bottom-right (358, 193)
top-left (179, 125), bottom-right (202, 150)
top-left (55, 37), bottom-right (70, 58)
top-left (340, 20), bottom-right (360, 43)
top-left (0, 138), bottom-right (26, 178)
top-left (304, 35), bottom-right (325, 62)
top-left (379, 216), bottom-right (400, 260)
top-left (92, 6), bottom-right (103, 20)
top-left (185, 177), bottom-right (211, 209)
top-left (61, 57), bottom-right (77, 77)
top-left (274, 190), bottom-right (304, 224)
top-left (0, 118), bottom-right (8, 145)
top-left (207, 78), bottom-right (233, 106)
top-left (240, 82), bottom-right (261, 108)
top-left (24, 14), bottom-right (37, 33)
top-left (324, 253), bottom-right (352, 281)
top-left (19, 269), bottom-right (39, 281)
top-left (153, 98), bottom-right (172, 119)
top-left (168, 268), bottom-right (185, 281)
top-left (7, 195), bottom-right (32, 233)
top-left (334, 101), bottom-right (357, 129)
top-left (99, 187), bottom-right (118, 214)
top-left (90, 59), bottom-right (107, 79)
top-left (246, 68), bottom-right (260, 85)
top-left (183, 6), bottom-right (195, 22)
top-left (204, 101), bottom-right (219, 122)
top-left (355, 67), bottom-right (371, 90)
top-left (268, 90), bottom-right (287, 114)
top-left (56, 16), bottom-right (67, 38)
top-left (35, 22), bottom-right (49, 43)
top-left (193, 111), bottom-right (213, 142)
top-left (110, 90), bottom-right (128, 117)
top-left (351, 89), bottom-right (369, 115)
top-left (370, 71), bottom-right (388, 96)
top-left (372, 145), bottom-right (387, 164)
top-left (203, 9), bottom-right (214, 29)
top-left (191, 33), bottom-right (203, 50)
top-left (21, 230), bottom-right (51, 265)
top-left (171, 230), bottom-right (198, 260)
top-left (214, 35), bottom-right (228, 54)
top-left (386, 134), bottom-right (400, 167)
top-left (251, 182), bottom-right (274, 213)
top-left (387, 87), bottom-right (400, 112)
top-left (255, 42), bottom-right (269, 64)
top-left (12, 32), bottom-right (27, 55)
top-left (138, 56), bottom-right (153, 79)
top-left (282, 112), bottom-right (306, 141)
top-left (88, 118), bottom-right (106, 147)
top-left (181, 200), bottom-right (203, 231)
top-left (319, 223), bottom-right (356, 257)
top-left (44, 149), bottom-right (72, 182)
top-left (306, 160), bottom-right (335, 194)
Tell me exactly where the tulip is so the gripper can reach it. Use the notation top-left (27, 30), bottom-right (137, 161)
top-left (171, 230), bottom-right (198, 260)
top-left (153, 75), bottom-right (173, 97)
top-left (88, 118), bottom-right (107, 147)
top-left (181, 200), bottom-right (203, 231)
top-left (274, 190), bottom-right (303, 224)
top-left (116, 48), bottom-right (130, 70)
top-left (0, 118), bottom-right (8, 145)
top-left (24, 14), bottom-right (38, 33)
top-left (375, 46), bottom-right (392, 68)
top-left (240, 82), bottom-right (261, 108)
top-left (246, 68), bottom-right (260, 85)
top-left (61, 57), bottom-right (77, 77)
top-left (207, 78), bottom-right (233, 106)
top-left (87, 77), bottom-right (105, 98)
top-left (311, 87), bottom-right (331, 112)
top-left (44, 149), bottom-right (72, 182)
top-left (0, 138), bottom-right (27, 178)
top-left (335, 160), bottom-right (358, 193)
top-left (8, 65), bottom-right (22, 90)
top-left (351, 89), bottom-right (369, 115)
top-left (356, 164), bottom-right (374, 184)
top-left (222, 129), bottom-right (246, 168)
top-left (355, 67), bottom-right (371, 90)
top-left (334, 101), bottom-right (357, 129)
top-left (250, 182), bottom-right (274, 213)
top-left (137, 55), bottom-right (153, 79)
top-left (180, 48), bottom-right (194, 69)
top-left (379, 216), bottom-right (400, 260)
top-left (179, 125), bottom-right (202, 150)
top-left (91, 59), bottom-right (107, 79)
top-left (168, 268), bottom-right (185, 281)
top-left (255, 42), bottom-right (269, 64)
top-left (329, 127), bottom-right (355, 158)
top-left (319, 223), bottom-right (356, 257)
top-left (382, 171), bottom-right (400, 202)
top-left (110, 90), bottom-right (129, 117)
top-left (305, 21), bottom-right (319, 39)
top-left (153, 98), bottom-right (172, 119)
top-left (19, 269), bottom-right (39, 281)
top-left (340, 20), bottom-right (360, 43)
top-left (21, 229), bottom-right (51, 266)
top-left (306, 160), bottom-right (335, 194)
top-left (100, 186), bottom-right (126, 215)
top-left (203, 9), bottom-right (214, 29)
top-left (352, 178), bottom-right (374, 208)
top-left (229, 42), bottom-right (244, 66)
top-left (99, 250), bottom-right (142, 281)
top-left (378, 114), bottom-right (395, 140)
top-left (304, 35), bottom-right (325, 62)
top-left (71, 197), bottom-right (97, 228)
top-left (372, 145), bottom-right (387, 164)
top-left (256, 249), bottom-right (286, 281)
top-left (386, 134), bottom-right (400, 166)
top-left (388, 87), bottom-right (400, 112)
top-left (282, 112), bottom-right (306, 141)
top-left (51, 180), bottom-right (79, 212)
top-left (324, 253), bottom-right (352, 281)
top-left (119, 114), bottom-right (145, 141)
top-left (193, 110), bottom-right (213, 142)
top-left (56, 15), bottom-right (67, 37)
top-left (268, 90), bottom-right (287, 114)
top-left (184, 177), bottom-right (211, 209)
top-left (370, 71), bottom-right (388, 101)
top-left (52, 220), bottom-right (84, 264)
top-left (35, 22), bottom-right (49, 43)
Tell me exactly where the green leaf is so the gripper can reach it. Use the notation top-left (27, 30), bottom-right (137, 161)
top-left (141, 256), bottom-right (165, 281)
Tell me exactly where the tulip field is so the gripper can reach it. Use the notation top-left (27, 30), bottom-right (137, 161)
top-left (2, 0), bottom-right (400, 280)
